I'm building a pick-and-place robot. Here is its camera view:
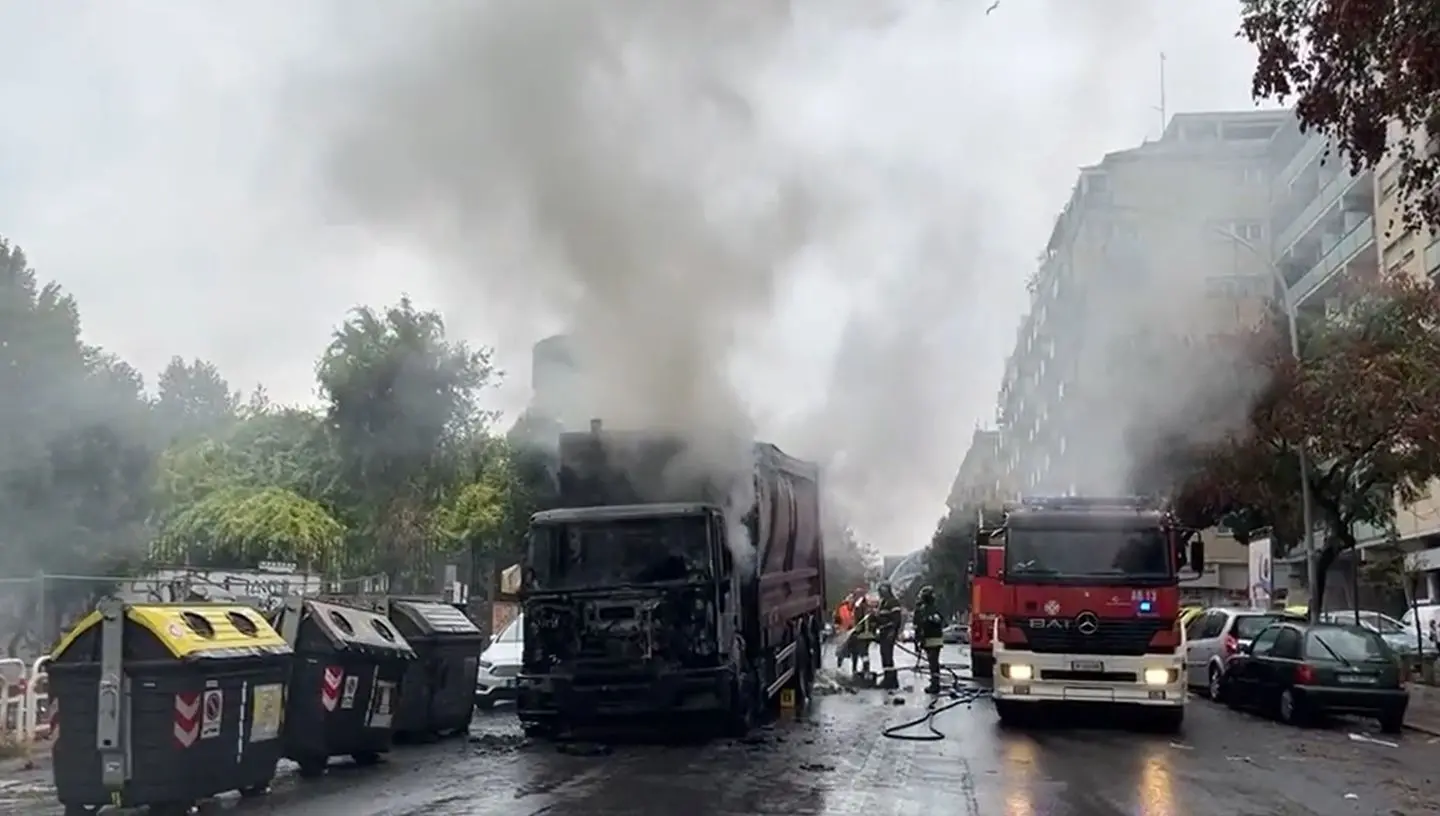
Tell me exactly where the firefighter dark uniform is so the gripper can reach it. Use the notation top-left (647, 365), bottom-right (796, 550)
top-left (874, 583), bottom-right (904, 690)
top-left (914, 585), bottom-right (946, 694)
top-left (847, 598), bottom-right (875, 674)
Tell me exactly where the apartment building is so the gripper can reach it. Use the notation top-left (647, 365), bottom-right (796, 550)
top-left (996, 111), bottom-right (1288, 494)
top-left (1268, 119), bottom-right (1380, 316)
top-left (991, 111), bottom-right (1296, 604)
top-left (945, 429), bottom-right (1004, 514)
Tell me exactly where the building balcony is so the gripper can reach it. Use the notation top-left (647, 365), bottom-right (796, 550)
top-left (1289, 215), bottom-right (1375, 307)
top-left (1274, 132), bottom-right (1327, 191)
top-left (1274, 165), bottom-right (1368, 256)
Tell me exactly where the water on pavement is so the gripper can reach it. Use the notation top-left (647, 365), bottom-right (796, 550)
top-left (5, 646), bottom-right (1439, 816)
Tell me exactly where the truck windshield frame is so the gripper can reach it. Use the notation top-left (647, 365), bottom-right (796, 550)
top-left (1004, 523), bottom-right (1173, 586)
top-left (526, 515), bottom-right (713, 592)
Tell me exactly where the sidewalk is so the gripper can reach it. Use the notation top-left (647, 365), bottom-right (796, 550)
top-left (1406, 682), bottom-right (1440, 736)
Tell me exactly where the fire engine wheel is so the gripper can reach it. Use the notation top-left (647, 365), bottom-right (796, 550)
top-left (993, 699), bottom-right (1027, 726)
top-left (1151, 707), bottom-right (1184, 734)
top-left (972, 653), bottom-right (994, 680)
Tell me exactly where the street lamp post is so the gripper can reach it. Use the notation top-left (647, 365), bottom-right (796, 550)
top-left (1216, 229), bottom-right (1319, 619)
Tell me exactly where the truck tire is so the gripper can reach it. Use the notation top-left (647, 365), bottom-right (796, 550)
top-left (972, 652), bottom-right (994, 680)
top-left (724, 665), bottom-right (757, 737)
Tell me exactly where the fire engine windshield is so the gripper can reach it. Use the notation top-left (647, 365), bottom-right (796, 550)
top-left (1005, 524), bottom-right (1171, 584)
top-left (526, 515), bottom-right (711, 591)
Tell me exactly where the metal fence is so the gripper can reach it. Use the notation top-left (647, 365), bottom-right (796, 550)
top-left (0, 568), bottom-right (400, 660)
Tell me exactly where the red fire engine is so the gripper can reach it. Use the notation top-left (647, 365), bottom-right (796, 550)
top-left (975, 496), bottom-right (1202, 732)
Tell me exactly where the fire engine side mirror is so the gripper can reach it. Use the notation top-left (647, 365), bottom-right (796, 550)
top-left (1185, 538), bottom-right (1205, 573)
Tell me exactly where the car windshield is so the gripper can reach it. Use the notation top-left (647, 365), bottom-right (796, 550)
top-left (1305, 627), bottom-right (1390, 663)
top-left (1234, 614), bottom-right (1284, 639)
top-left (526, 515), bottom-right (711, 591)
top-left (1005, 525), bottom-right (1171, 584)
top-left (495, 616), bottom-right (522, 643)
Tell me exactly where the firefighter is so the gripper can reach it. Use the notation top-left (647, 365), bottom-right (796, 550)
top-left (914, 584), bottom-right (946, 694)
top-left (847, 594), bottom-right (875, 675)
top-left (874, 582), bottom-right (904, 690)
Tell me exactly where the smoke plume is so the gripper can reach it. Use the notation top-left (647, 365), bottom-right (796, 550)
top-left (296, 0), bottom-right (1268, 552)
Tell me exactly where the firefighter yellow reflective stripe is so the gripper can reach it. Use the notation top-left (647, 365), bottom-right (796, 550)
top-left (921, 637), bottom-right (944, 647)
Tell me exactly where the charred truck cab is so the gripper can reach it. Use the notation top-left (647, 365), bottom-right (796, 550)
top-left (989, 496), bottom-right (1202, 732)
top-left (516, 421), bottom-right (826, 736)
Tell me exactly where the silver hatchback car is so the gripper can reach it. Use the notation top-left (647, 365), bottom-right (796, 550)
top-left (1184, 607), bottom-right (1297, 698)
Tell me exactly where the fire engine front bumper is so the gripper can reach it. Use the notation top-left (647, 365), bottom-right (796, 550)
top-left (991, 647), bottom-right (1185, 707)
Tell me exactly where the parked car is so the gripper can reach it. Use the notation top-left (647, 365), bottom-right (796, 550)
top-left (1184, 607), bottom-right (1298, 698)
top-left (1216, 620), bottom-right (1408, 732)
top-left (1398, 604), bottom-right (1440, 655)
top-left (942, 623), bottom-right (966, 644)
top-left (475, 613), bottom-right (523, 710)
top-left (1320, 610), bottom-right (1431, 658)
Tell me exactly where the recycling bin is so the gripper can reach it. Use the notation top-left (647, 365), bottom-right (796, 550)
top-left (273, 597), bottom-right (416, 778)
top-left (382, 599), bottom-right (486, 740)
top-left (47, 598), bottom-right (292, 816)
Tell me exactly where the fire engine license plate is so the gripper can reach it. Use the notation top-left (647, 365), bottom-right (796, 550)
top-left (1071, 660), bottom-right (1104, 672)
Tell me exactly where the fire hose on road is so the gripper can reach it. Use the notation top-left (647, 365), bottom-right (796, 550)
top-left (878, 640), bottom-right (990, 742)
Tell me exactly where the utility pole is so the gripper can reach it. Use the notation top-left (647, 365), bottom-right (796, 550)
top-left (1157, 52), bottom-right (1168, 134)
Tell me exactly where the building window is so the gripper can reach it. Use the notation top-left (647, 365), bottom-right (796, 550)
top-left (1233, 220), bottom-right (1265, 243)
top-left (1237, 166), bottom-right (1266, 185)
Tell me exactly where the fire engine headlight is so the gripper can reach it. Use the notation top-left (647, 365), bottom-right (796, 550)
top-left (1005, 664), bottom-right (1033, 681)
top-left (1143, 668), bottom-right (1175, 686)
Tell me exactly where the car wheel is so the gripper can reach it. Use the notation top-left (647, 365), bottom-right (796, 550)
top-left (1207, 665), bottom-right (1223, 701)
top-left (1277, 687), bottom-right (1306, 726)
top-left (1379, 712), bottom-right (1405, 734)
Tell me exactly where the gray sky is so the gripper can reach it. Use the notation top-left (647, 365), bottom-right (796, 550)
top-left (0, 1), bottom-right (1268, 552)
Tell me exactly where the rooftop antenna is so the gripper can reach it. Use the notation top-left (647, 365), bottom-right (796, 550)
top-left (1152, 52), bottom-right (1168, 137)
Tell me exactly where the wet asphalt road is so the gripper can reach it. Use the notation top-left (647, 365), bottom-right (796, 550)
top-left (6, 646), bottom-right (1440, 816)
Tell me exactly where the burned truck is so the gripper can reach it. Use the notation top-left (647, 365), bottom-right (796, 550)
top-left (516, 420), bottom-right (826, 735)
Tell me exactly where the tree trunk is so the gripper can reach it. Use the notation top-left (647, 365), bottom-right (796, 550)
top-left (1312, 528), bottom-right (1356, 620)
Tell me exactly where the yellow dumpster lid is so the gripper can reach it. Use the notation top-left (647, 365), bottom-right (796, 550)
top-left (54, 603), bottom-right (293, 661)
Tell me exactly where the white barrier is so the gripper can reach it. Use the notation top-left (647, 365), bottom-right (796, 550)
top-left (0, 656), bottom-right (53, 749)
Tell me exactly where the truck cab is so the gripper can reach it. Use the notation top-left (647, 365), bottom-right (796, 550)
top-left (515, 420), bottom-right (824, 737)
top-left (988, 496), bottom-right (1202, 731)
top-left (518, 503), bottom-right (744, 730)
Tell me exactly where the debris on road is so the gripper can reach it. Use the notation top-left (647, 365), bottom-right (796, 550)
top-left (1349, 732), bottom-right (1400, 748)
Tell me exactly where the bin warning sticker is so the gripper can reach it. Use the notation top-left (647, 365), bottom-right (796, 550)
top-left (201, 689), bottom-right (223, 739)
top-left (250, 683), bottom-right (284, 742)
top-left (341, 675), bottom-right (359, 710)
top-left (173, 692), bottom-right (200, 748)
top-left (367, 680), bottom-right (395, 729)
top-left (321, 666), bottom-right (343, 712)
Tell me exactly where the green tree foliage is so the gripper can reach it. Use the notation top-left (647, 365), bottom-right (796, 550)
top-left (315, 297), bottom-right (500, 581)
top-left (1242, 0), bottom-right (1440, 229)
top-left (0, 239), bottom-right (157, 579)
top-left (1174, 274), bottom-right (1440, 615)
top-left (154, 356), bottom-right (239, 443)
top-left (154, 485), bottom-right (344, 567)
top-left (923, 510), bottom-right (976, 617)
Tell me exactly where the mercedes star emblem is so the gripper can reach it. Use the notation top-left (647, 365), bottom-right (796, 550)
top-left (1075, 611), bottom-right (1099, 635)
